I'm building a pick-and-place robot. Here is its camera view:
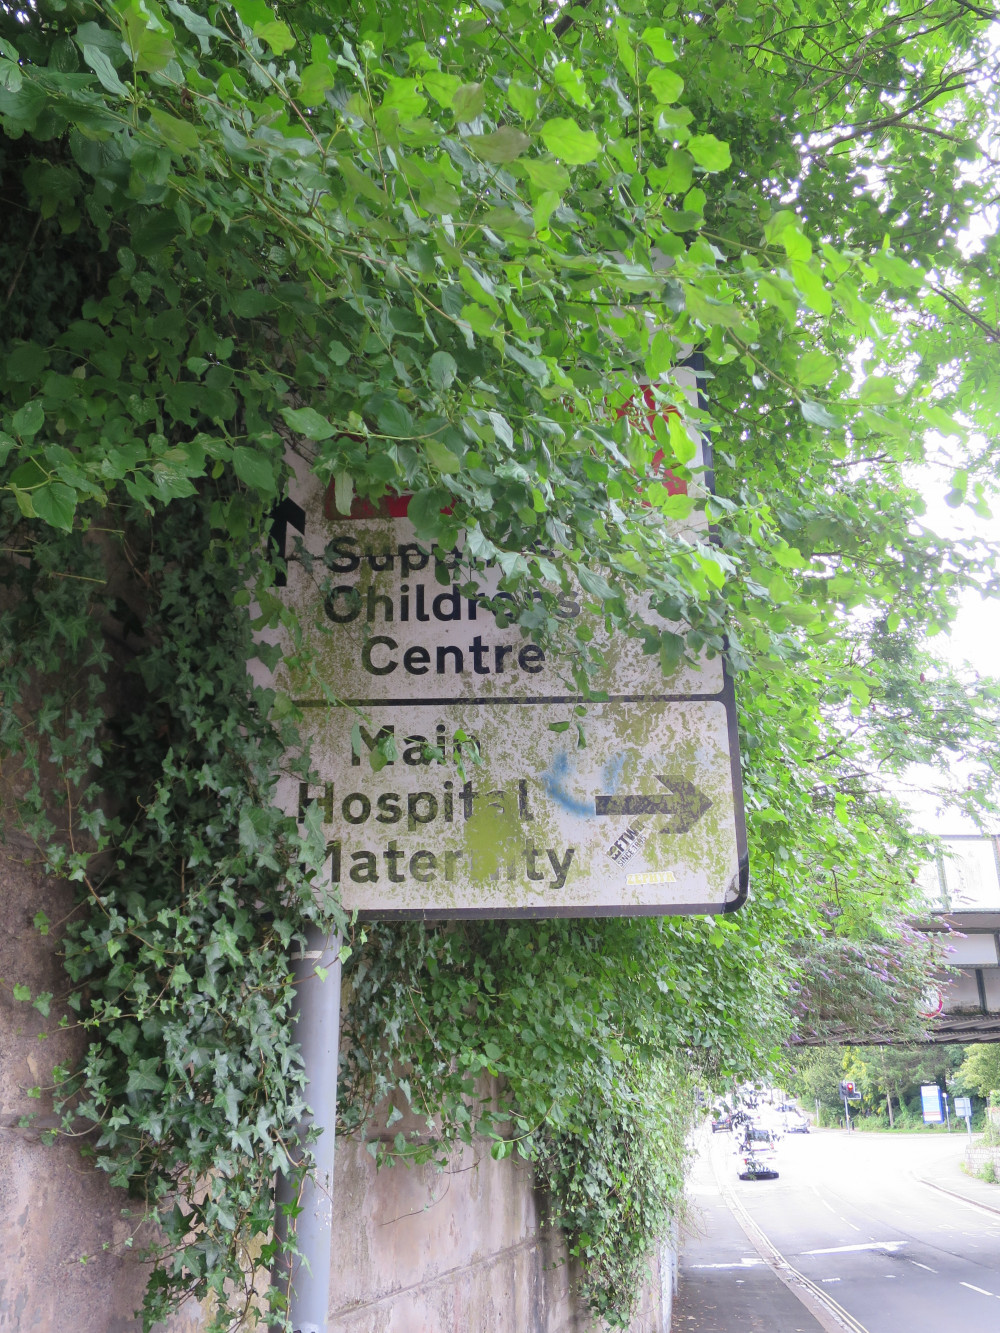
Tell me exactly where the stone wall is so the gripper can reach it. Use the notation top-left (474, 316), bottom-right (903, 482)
top-left (1, 845), bottom-right (675, 1333)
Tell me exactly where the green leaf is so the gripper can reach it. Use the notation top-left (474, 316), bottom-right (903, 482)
top-left (668, 413), bottom-right (697, 466)
top-left (577, 566), bottom-right (618, 602)
top-left (507, 82), bottom-right (538, 120)
top-left (376, 401), bottom-right (414, 437)
top-left (8, 457), bottom-right (46, 488)
top-left (796, 350), bottom-right (837, 386)
top-left (800, 400), bottom-right (839, 429)
top-left (232, 446), bottom-right (276, 493)
top-left (541, 118), bottom-right (601, 164)
top-left (407, 486), bottom-right (452, 539)
top-left (82, 44), bottom-right (128, 96)
top-left (687, 134), bottom-right (732, 172)
top-left (149, 109), bottom-right (200, 154)
top-left (12, 400), bottom-right (44, 438)
top-left (12, 983), bottom-right (30, 1002)
top-left (299, 62), bottom-right (334, 106)
top-left (466, 128), bottom-right (531, 162)
top-left (280, 406), bottom-right (336, 440)
top-left (790, 261), bottom-right (831, 315)
top-left (453, 83), bottom-right (486, 120)
top-left (425, 439), bottom-right (461, 473)
top-left (31, 482), bottom-right (77, 531)
top-left (642, 27), bottom-right (676, 62)
top-left (428, 351), bottom-right (457, 390)
top-left (253, 20), bottom-right (295, 54)
top-left (647, 68), bottom-right (684, 104)
top-left (523, 158), bottom-right (571, 193)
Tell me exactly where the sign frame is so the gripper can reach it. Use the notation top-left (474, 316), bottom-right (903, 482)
top-left (262, 357), bottom-right (748, 920)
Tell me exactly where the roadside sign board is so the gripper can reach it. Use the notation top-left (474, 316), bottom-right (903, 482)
top-left (256, 372), bottom-right (748, 919)
top-left (921, 1084), bottom-right (944, 1124)
top-left (954, 1096), bottom-right (972, 1118)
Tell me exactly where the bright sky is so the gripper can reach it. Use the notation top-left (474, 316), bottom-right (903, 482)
top-left (900, 461), bottom-right (1000, 835)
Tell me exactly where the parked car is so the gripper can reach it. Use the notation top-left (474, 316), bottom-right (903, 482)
top-left (734, 1125), bottom-right (780, 1180)
top-left (711, 1111), bottom-right (734, 1133)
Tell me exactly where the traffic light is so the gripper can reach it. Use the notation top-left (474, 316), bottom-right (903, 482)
top-left (839, 1079), bottom-right (861, 1100)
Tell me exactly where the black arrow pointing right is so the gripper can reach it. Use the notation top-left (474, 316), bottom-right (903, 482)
top-left (595, 777), bottom-right (712, 835)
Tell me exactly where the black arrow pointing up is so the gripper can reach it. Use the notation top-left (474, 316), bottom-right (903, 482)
top-left (268, 496), bottom-right (306, 587)
top-left (595, 777), bottom-right (712, 835)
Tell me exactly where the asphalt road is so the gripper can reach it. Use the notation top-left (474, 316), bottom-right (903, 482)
top-left (673, 1127), bottom-right (1000, 1332)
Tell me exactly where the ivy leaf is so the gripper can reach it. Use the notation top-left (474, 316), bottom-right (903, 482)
top-left (126, 1058), bottom-right (166, 1094)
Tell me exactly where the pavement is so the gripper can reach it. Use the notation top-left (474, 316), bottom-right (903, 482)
top-left (914, 1136), bottom-right (1000, 1215)
top-left (671, 1131), bottom-right (828, 1332)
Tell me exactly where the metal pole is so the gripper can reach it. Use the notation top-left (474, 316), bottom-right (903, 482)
top-left (944, 1095), bottom-right (951, 1133)
top-left (272, 928), bottom-right (342, 1333)
top-left (886, 1092), bottom-right (894, 1129)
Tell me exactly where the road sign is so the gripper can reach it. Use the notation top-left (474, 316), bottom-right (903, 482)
top-left (954, 1096), bottom-right (972, 1118)
top-left (256, 370), bottom-right (747, 918)
top-left (916, 984), bottom-right (945, 1019)
top-left (920, 1084), bottom-right (944, 1124)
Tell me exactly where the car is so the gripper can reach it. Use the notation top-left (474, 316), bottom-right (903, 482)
top-left (775, 1103), bottom-right (809, 1133)
top-left (711, 1112), bottom-right (734, 1133)
top-left (734, 1125), bottom-right (780, 1180)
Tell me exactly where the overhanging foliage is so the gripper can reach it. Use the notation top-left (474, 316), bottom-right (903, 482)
top-left (2, 0), bottom-right (1000, 1327)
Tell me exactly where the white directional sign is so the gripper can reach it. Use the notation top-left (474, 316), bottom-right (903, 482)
top-left (256, 372), bottom-right (747, 918)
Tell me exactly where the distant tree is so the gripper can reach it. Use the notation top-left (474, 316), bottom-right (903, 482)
top-left (953, 1045), bottom-right (1000, 1099)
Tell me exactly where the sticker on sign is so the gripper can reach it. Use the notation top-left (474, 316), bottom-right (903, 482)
top-left (254, 369), bottom-right (748, 918)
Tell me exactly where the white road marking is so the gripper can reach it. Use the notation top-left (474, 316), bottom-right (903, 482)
top-left (910, 1261), bottom-right (937, 1273)
top-left (820, 1278), bottom-right (841, 1283)
top-left (810, 1185), bottom-right (862, 1232)
top-left (803, 1241), bottom-right (908, 1256)
top-left (960, 1282), bottom-right (995, 1296)
top-left (690, 1258), bottom-right (764, 1269)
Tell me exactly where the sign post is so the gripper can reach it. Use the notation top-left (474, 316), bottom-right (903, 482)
top-left (257, 366), bottom-right (748, 1329)
top-left (955, 1095), bottom-right (973, 1137)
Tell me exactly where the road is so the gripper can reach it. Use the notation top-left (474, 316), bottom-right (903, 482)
top-left (673, 1127), bottom-right (1000, 1332)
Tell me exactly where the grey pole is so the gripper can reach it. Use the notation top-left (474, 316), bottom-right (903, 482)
top-left (272, 927), bottom-right (342, 1333)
